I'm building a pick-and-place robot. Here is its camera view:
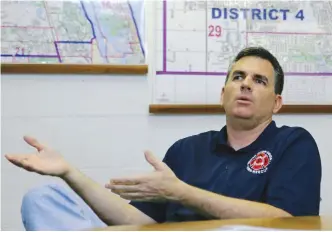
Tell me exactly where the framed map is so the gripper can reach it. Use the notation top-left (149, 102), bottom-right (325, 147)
top-left (149, 0), bottom-right (332, 114)
top-left (1, 0), bottom-right (147, 74)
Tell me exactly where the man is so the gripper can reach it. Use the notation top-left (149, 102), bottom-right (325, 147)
top-left (5, 47), bottom-right (322, 231)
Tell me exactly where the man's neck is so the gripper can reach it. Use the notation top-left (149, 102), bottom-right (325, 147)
top-left (226, 118), bottom-right (272, 151)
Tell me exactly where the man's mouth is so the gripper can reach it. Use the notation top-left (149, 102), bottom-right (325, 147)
top-left (237, 96), bottom-right (251, 101)
top-left (236, 96), bottom-right (252, 104)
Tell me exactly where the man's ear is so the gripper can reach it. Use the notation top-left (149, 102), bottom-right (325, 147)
top-left (220, 87), bottom-right (225, 106)
top-left (272, 94), bottom-right (283, 114)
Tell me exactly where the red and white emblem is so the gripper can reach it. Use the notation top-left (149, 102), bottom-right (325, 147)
top-left (247, 150), bottom-right (272, 174)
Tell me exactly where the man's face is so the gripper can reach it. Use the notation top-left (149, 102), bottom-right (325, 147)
top-left (221, 56), bottom-right (282, 121)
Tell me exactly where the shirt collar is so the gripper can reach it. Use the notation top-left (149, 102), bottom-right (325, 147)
top-left (213, 120), bottom-right (277, 153)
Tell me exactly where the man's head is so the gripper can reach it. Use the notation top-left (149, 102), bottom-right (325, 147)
top-left (221, 47), bottom-right (284, 124)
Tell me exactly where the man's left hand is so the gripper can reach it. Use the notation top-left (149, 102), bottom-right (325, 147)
top-left (106, 151), bottom-right (184, 202)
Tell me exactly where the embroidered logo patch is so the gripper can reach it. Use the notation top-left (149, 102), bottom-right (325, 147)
top-left (247, 150), bottom-right (272, 174)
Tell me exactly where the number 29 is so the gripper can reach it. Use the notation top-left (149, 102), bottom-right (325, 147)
top-left (208, 25), bottom-right (222, 37)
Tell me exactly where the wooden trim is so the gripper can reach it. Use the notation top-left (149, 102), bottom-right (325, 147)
top-left (149, 104), bottom-right (332, 114)
top-left (1, 63), bottom-right (148, 75)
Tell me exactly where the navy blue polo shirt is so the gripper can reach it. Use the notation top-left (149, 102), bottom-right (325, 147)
top-left (130, 120), bottom-right (322, 222)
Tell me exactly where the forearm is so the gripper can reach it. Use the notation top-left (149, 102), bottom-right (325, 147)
top-left (175, 182), bottom-right (292, 219)
top-left (62, 167), bottom-right (156, 226)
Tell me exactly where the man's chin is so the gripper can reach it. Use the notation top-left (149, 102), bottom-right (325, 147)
top-left (231, 109), bottom-right (254, 119)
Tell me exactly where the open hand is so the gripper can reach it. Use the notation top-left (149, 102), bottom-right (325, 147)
top-left (106, 150), bottom-right (183, 202)
top-left (5, 136), bottom-right (72, 177)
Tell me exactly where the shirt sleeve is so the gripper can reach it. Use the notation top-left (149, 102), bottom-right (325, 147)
top-left (129, 141), bottom-right (181, 223)
top-left (265, 128), bottom-right (322, 216)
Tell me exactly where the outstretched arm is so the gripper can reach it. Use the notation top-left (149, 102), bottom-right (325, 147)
top-left (5, 136), bottom-right (156, 226)
top-left (62, 166), bottom-right (156, 225)
top-left (168, 182), bottom-right (292, 219)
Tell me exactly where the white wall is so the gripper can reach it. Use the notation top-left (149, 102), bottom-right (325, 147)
top-left (1, 74), bottom-right (331, 230)
top-left (1, 1), bottom-right (332, 230)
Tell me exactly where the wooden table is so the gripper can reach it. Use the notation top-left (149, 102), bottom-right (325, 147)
top-left (94, 216), bottom-right (332, 231)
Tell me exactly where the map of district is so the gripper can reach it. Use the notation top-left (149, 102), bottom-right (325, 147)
top-left (1, 0), bottom-right (145, 64)
top-left (156, 0), bottom-right (332, 75)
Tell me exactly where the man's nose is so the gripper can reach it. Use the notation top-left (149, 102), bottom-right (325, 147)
top-left (240, 76), bottom-right (253, 92)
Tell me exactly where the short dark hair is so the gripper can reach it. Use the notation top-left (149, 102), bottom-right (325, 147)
top-left (225, 47), bottom-right (284, 95)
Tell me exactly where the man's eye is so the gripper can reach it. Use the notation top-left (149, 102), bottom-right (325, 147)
top-left (255, 79), bottom-right (266, 85)
top-left (233, 75), bottom-right (242, 80)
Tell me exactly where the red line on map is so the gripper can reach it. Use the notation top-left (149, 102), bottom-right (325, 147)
top-left (247, 31), bottom-right (332, 35)
top-left (245, 32), bottom-right (248, 45)
top-left (105, 56), bottom-right (127, 58)
top-left (61, 56), bottom-right (92, 58)
top-left (1, 25), bottom-right (53, 29)
top-left (245, 31), bottom-right (332, 46)
top-left (44, 1), bottom-right (60, 42)
top-left (43, 1), bottom-right (61, 62)
top-left (90, 38), bottom-right (94, 61)
top-left (120, 3), bottom-right (136, 56)
top-left (2, 40), bottom-right (53, 43)
top-left (91, 2), bottom-right (108, 61)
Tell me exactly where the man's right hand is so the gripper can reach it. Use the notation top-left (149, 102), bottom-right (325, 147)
top-left (5, 136), bottom-right (72, 178)
top-left (5, 135), bottom-right (157, 226)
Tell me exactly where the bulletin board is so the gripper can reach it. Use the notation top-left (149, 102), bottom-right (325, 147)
top-left (149, 0), bottom-right (332, 114)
